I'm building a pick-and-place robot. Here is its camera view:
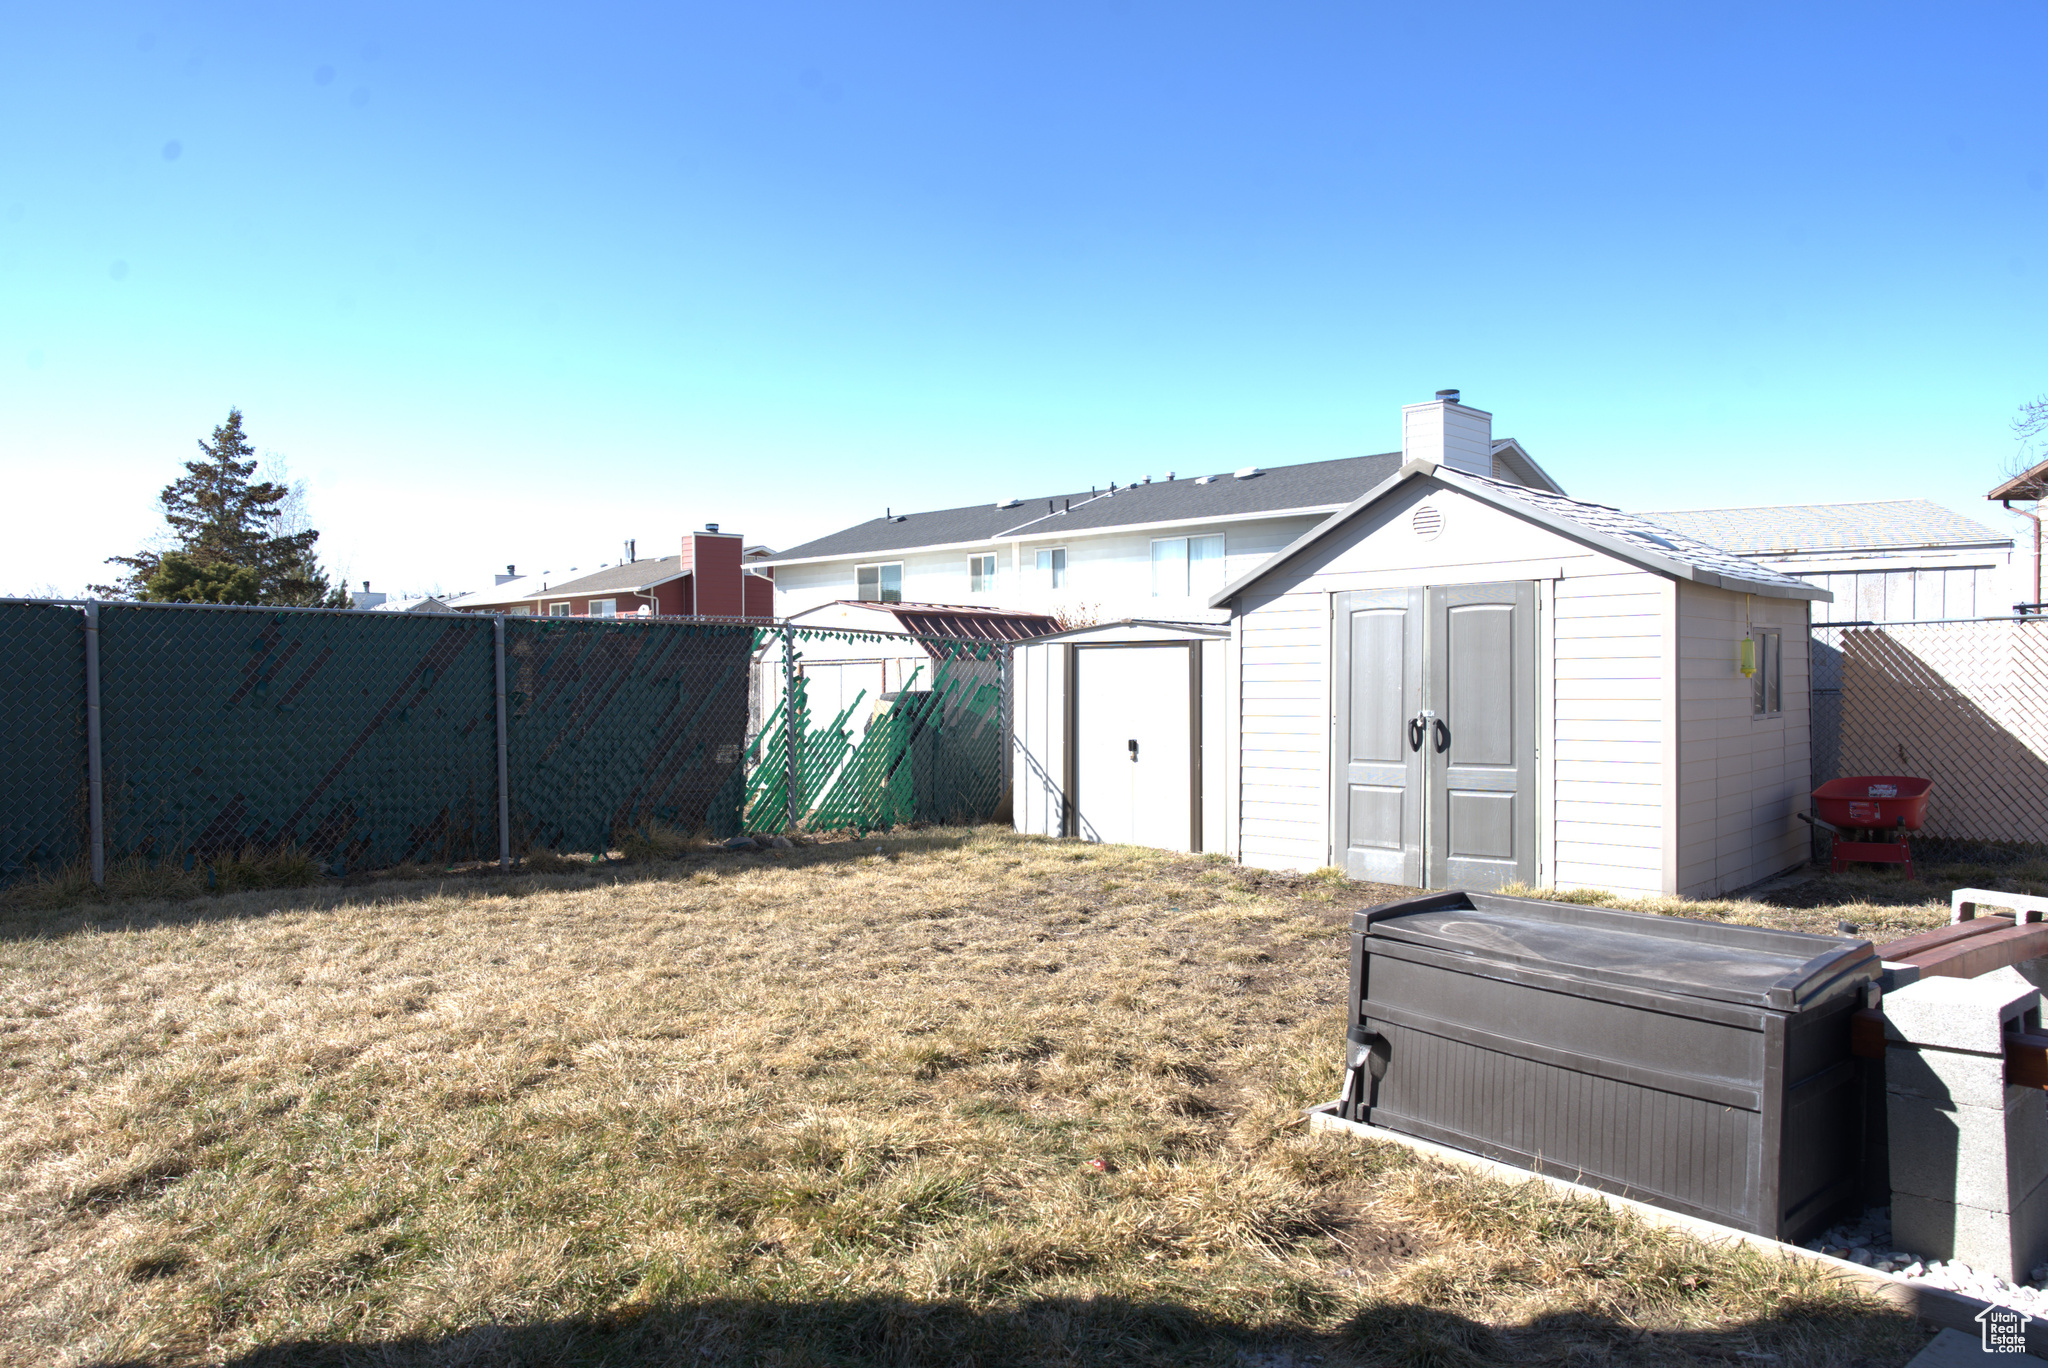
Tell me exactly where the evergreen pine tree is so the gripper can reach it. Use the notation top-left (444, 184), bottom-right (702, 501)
top-left (96, 409), bottom-right (349, 605)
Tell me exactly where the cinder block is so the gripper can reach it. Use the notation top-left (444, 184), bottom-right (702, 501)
top-left (1887, 1087), bottom-right (2048, 1209)
top-left (1885, 1041), bottom-right (2016, 1110)
top-left (1883, 974), bottom-right (2038, 1055)
top-left (1893, 1173), bottom-right (2048, 1284)
top-left (1891, 1188), bottom-right (1959, 1264)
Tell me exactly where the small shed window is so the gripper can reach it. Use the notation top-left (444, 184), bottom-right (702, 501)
top-left (1035, 548), bottom-right (1066, 589)
top-left (857, 563), bottom-right (903, 602)
top-left (969, 553), bottom-right (997, 594)
top-left (588, 599), bottom-right (617, 618)
top-left (1752, 629), bottom-right (1782, 717)
top-left (548, 602), bottom-right (572, 617)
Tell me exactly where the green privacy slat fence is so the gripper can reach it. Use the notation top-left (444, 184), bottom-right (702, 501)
top-left (743, 635), bottom-right (1007, 836)
top-left (0, 603), bottom-right (88, 880)
top-left (96, 603), bottom-right (500, 872)
top-left (0, 600), bottom-right (1015, 886)
top-left (503, 617), bottom-right (762, 853)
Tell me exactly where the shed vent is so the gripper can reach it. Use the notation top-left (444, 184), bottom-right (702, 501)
top-left (1412, 505), bottom-right (1445, 540)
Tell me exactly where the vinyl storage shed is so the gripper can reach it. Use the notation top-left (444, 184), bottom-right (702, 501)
top-left (1212, 460), bottom-right (1832, 897)
top-left (1013, 621), bottom-right (1229, 853)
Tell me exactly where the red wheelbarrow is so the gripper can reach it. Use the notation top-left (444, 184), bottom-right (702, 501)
top-left (1796, 775), bottom-right (1932, 877)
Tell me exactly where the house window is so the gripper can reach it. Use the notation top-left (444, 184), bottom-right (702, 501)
top-left (1190, 534), bottom-right (1225, 597)
top-left (588, 599), bottom-right (617, 618)
top-left (1751, 629), bottom-right (1782, 716)
top-left (969, 553), bottom-right (997, 594)
top-left (548, 602), bottom-right (571, 617)
top-left (1150, 537), bottom-right (1186, 596)
top-left (1151, 534), bottom-right (1225, 597)
top-left (856, 562), bottom-right (903, 602)
top-left (1035, 547), bottom-right (1066, 589)
top-left (508, 604), bottom-right (533, 616)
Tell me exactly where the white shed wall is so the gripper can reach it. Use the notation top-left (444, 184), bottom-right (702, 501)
top-left (1012, 640), bottom-right (1067, 838)
top-left (1674, 583), bottom-right (1812, 896)
top-left (1549, 569), bottom-right (1671, 895)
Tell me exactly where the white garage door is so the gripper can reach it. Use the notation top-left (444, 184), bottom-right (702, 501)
top-left (1073, 645), bottom-right (1194, 852)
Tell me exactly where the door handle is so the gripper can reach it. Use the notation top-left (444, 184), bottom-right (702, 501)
top-left (1433, 718), bottom-right (1450, 754)
top-left (1128, 738), bottom-right (1138, 761)
top-left (1407, 717), bottom-right (1425, 752)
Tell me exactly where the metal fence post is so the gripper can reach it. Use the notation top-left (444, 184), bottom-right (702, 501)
top-left (1000, 640), bottom-right (1014, 796)
top-left (83, 601), bottom-right (105, 887)
top-left (783, 622), bottom-right (799, 832)
top-left (494, 615), bottom-right (511, 869)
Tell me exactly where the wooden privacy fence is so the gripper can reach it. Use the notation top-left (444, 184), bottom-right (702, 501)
top-left (1811, 618), bottom-right (2048, 845)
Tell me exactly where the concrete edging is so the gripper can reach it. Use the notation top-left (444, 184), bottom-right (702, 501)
top-left (1307, 1101), bottom-right (2048, 1354)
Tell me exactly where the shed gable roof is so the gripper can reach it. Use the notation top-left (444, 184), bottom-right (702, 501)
top-left (1210, 461), bottom-right (1831, 606)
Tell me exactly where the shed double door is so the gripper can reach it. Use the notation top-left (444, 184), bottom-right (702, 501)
top-left (1334, 583), bottom-right (1537, 890)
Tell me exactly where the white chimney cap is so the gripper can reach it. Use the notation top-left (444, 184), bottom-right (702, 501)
top-left (1233, 466), bottom-right (1263, 480)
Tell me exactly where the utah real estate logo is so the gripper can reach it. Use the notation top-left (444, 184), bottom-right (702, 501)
top-left (1980, 1302), bottom-right (2033, 1354)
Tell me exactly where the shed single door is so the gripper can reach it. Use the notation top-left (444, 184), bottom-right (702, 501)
top-left (1334, 589), bottom-right (1425, 885)
top-left (1070, 645), bottom-right (1195, 852)
top-left (1426, 582), bottom-right (1539, 890)
top-left (1334, 582), bottom-right (1537, 891)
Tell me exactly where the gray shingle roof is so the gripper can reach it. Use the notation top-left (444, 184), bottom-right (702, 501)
top-left (1638, 500), bottom-right (2008, 555)
top-left (522, 556), bottom-right (689, 599)
top-left (765, 451), bottom-right (1427, 562)
top-left (1212, 462), bottom-right (1830, 605)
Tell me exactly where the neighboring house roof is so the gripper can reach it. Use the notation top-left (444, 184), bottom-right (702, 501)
top-left (1213, 461), bottom-right (1830, 607)
top-left (1988, 456), bottom-right (2048, 502)
top-left (528, 556), bottom-right (694, 599)
top-left (370, 595), bottom-right (453, 613)
top-left (446, 548), bottom-right (779, 611)
top-left (792, 600), bottom-right (1060, 642)
top-left (1638, 500), bottom-right (2010, 556)
top-left (762, 442), bottom-right (1561, 566)
top-left (444, 575), bottom-right (561, 610)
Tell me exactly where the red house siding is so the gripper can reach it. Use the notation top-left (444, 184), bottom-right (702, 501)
top-left (535, 590), bottom-right (657, 618)
top-left (651, 579), bottom-right (691, 615)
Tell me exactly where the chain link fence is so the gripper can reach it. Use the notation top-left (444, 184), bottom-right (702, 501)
top-left (0, 603), bottom-right (88, 880)
top-left (1811, 616), bottom-right (2048, 861)
top-left (0, 600), bottom-right (1015, 888)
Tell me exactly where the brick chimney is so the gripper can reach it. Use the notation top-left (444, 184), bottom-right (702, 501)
top-left (680, 526), bottom-right (746, 616)
top-left (1402, 389), bottom-right (1494, 477)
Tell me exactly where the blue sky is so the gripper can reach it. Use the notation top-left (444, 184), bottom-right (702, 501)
top-left (2, 1), bottom-right (2043, 598)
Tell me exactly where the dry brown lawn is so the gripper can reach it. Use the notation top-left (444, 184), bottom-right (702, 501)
top-left (0, 828), bottom-right (1942, 1366)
